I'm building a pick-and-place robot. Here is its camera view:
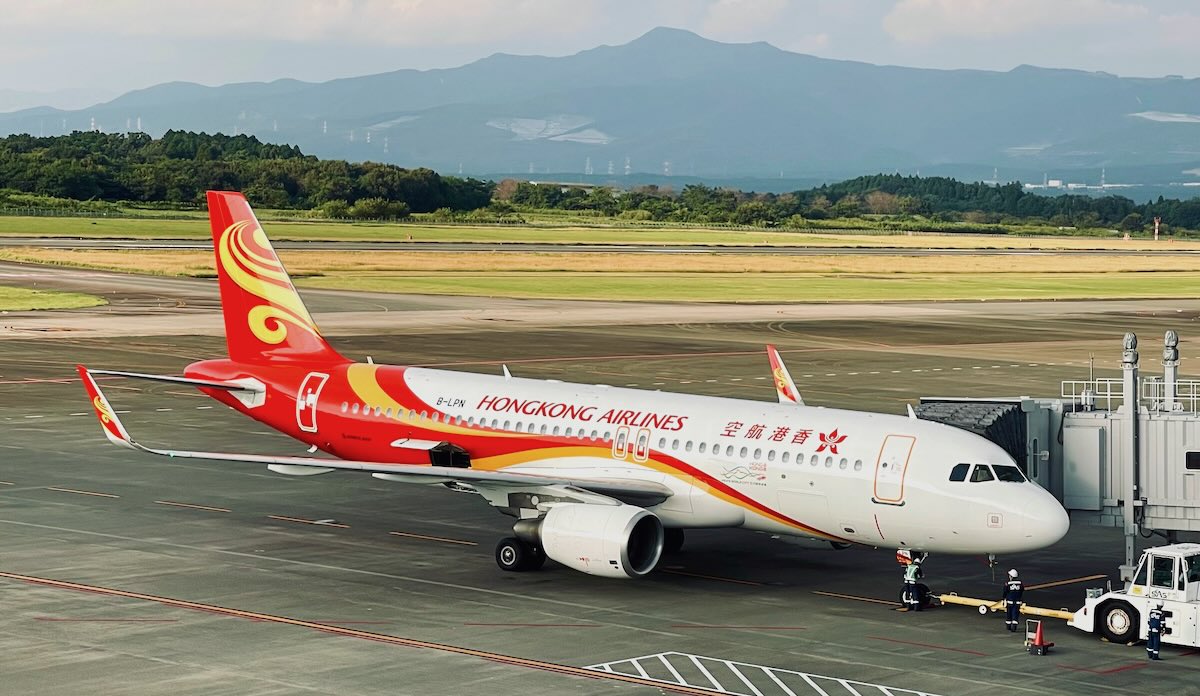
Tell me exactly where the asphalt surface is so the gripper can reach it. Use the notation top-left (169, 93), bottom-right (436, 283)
top-left (3, 270), bottom-right (1200, 695)
top-left (3, 236), bottom-right (1200, 255)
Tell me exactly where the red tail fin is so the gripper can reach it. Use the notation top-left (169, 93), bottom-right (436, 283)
top-left (207, 191), bottom-right (344, 364)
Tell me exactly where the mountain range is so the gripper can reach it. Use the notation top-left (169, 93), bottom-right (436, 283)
top-left (3, 28), bottom-right (1199, 185)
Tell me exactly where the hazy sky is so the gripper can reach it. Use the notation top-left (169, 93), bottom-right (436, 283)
top-left (2, 0), bottom-right (1198, 102)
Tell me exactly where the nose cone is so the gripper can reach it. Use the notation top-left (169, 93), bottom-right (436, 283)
top-left (1024, 489), bottom-right (1070, 549)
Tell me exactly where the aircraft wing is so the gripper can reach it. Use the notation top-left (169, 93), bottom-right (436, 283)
top-left (766, 344), bottom-right (804, 405)
top-left (77, 365), bottom-right (672, 507)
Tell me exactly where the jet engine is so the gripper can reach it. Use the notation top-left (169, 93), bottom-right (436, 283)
top-left (539, 503), bottom-right (664, 579)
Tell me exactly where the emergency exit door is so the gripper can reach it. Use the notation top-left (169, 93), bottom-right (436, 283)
top-left (873, 434), bottom-right (916, 505)
top-left (296, 372), bottom-right (329, 433)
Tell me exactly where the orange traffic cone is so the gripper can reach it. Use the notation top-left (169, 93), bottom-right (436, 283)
top-left (1028, 620), bottom-right (1054, 656)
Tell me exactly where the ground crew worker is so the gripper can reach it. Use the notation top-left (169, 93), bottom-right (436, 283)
top-left (902, 556), bottom-right (924, 611)
top-left (1147, 602), bottom-right (1165, 660)
top-left (1002, 569), bottom-right (1024, 632)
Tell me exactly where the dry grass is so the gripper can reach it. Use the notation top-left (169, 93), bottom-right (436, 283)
top-left (5, 248), bottom-right (1200, 276)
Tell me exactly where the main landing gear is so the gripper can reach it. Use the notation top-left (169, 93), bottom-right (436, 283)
top-left (495, 536), bottom-right (546, 572)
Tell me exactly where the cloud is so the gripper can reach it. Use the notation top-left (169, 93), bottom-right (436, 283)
top-left (699, 0), bottom-right (790, 40)
top-left (0, 0), bottom-right (602, 46)
top-left (883, 0), bottom-right (1148, 43)
top-left (1158, 12), bottom-right (1200, 48)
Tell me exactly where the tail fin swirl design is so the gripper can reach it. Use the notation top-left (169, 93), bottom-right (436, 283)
top-left (207, 191), bottom-right (343, 364)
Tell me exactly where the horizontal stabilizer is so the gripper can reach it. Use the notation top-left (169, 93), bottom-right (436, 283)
top-left (89, 369), bottom-right (264, 394)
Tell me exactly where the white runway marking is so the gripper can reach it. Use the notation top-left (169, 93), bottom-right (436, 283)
top-left (587, 652), bottom-right (941, 696)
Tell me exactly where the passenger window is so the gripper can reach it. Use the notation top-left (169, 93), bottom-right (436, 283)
top-left (351, 403), bottom-right (359, 414)
top-left (767, 450), bottom-right (775, 462)
top-left (375, 406), bottom-right (382, 417)
top-left (672, 439), bottom-right (680, 450)
top-left (810, 455), bottom-right (819, 466)
top-left (685, 441), bottom-right (693, 453)
top-left (658, 437), bottom-right (666, 449)
top-left (853, 459), bottom-right (863, 471)
top-left (825, 456), bottom-right (833, 468)
top-left (725, 445), bottom-right (735, 457)
top-left (591, 430), bottom-right (599, 440)
top-left (970, 465), bottom-right (995, 482)
top-left (753, 448), bottom-right (762, 460)
top-left (739, 446), bottom-right (748, 459)
top-left (949, 463), bottom-right (970, 482)
top-left (540, 424), bottom-right (548, 434)
top-left (1152, 556), bottom-right (1176, 590)
top-left (341, 402), bottom-right (348, 413)
top-left (781, 452), bottom-right (790, 463)
top-left (385, 407), bottom-right (392, 418)
top-left (839, 458), bottom-right (847, 470)
top-left (565, 427), bottom-right (574, 437)
top-left (994, 465), bottom-right (1026, 482)
top-left (552, 426), bottom-right (560, 436)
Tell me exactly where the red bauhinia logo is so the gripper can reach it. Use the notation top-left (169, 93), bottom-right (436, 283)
top-left (816, 429), bottom-right (847, 454)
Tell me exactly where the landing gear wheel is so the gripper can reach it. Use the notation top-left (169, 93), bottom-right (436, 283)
top-left (664, 528), bottom-right (685, 555)
top-left (496, 536), bottom-right (538, 572)
top-left (1098, 602), bottom-right (1139, 644)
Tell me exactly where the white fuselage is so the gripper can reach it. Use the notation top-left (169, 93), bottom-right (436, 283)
top-left (398, 368), bottom-right (1069, 555)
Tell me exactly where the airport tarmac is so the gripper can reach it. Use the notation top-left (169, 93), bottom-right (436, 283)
top-left (3, 270), bottom-right (1200, 695)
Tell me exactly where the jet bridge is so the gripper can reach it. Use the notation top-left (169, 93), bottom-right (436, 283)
top-left (920, 331), bottom-right (1200, 580)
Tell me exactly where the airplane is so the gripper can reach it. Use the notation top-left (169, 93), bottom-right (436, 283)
top-left (78, 190), bottom-right (1070, 580)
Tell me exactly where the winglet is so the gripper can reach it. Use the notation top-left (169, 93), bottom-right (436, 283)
top-left (76, 365), bottom-right (135, 449)
top-left (766, 344), bottom-right (804, 406)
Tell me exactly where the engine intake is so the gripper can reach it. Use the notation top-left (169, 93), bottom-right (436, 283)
top-left (539, 503), bottom-right (664, 579)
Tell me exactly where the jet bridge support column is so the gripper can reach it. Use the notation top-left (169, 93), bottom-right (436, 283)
top-left (1163, 331), bottom-right (1180, 412)
top-left (1120, 332), bottom-right (1140, 581)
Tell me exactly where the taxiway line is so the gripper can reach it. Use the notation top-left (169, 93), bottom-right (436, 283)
top-left (44, 486), bottom-right (119, 499)
top-left (0, 571), bottom-right (724, 696)
top-left (266, 514), bottom-right (349, 529)
top-left (389, 530), bottom-right (478, 546)
top-left (867, 635), bottom-right (987, 657)
top-left (154, 500), bottom-right (231, 513)
top-left (660, 569), bottom-right (763, 586)
top-left (812, 590), bottom-right (901, 606)
top-left (1026, 574), bottom-right (1108, 591)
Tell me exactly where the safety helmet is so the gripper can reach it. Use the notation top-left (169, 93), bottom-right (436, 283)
top-left (1008, 569), bottom-right (1018, 578)
top-left (1155, 601), bottom-right (1165, 609)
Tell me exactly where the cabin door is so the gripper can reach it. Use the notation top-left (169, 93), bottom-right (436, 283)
top-left (296, 372), bottom-right (329, 433)
top-left (873, 434), bottom-right (916, 505)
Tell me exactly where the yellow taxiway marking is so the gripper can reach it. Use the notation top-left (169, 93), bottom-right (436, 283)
top-left (267, 514), bottom-right (349, 529)
top-left (155, 500), bottom-right (231, 513)
top-left (0, 571), bottom-right (723, 696)
top-left (388, 531), bottom-right (477, 546)
top-left (1026, 574), bottom-right (1108, 591)
top-left (813, 590), bottom-right (901, 607)
top-left (660, 569), bottom-right (762, 586)
top-left (45, 487), bottom-right (119, 498)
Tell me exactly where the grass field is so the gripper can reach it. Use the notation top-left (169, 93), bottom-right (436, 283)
top-left (0, 214), bottom-right (1197, 250)
top-left (4, 247), bottom-right (1200, 303)
top-left (0, 286), bottom-right (106, 311)
top-left (5, 248), bottom-right (1200, 276)
top-left (292, 271), bottom-right (1200, 303)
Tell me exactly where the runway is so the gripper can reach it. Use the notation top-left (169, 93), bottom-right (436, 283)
top-left (4, 268), bottom-right (1200, 695)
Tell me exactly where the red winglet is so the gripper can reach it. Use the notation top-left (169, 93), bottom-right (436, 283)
top-left (76, 365), bottom-right (134, 448)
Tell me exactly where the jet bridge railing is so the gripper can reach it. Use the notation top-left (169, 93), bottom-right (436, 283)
top-left (1061, 378), bottom-right (1124, 411)
top-left (1142, 377), bottom-right (1200, 413)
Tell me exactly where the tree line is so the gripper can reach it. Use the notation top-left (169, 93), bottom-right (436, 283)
top-left (0, 131), bottom-right (492, 215)
top-left (3, 132), bottom-right (1199, 230)
top-left (503, 174), bottom-right (1200, 231)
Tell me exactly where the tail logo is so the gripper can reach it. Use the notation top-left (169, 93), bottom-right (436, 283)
top-left (92, 395), bottom-right (113, 424)
top-left (217, 220), bottom-right (321, 346)
top-left (773, 366), bottom-right (795, 400)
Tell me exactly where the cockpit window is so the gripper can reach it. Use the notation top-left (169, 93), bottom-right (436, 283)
top-left (969, 464), bottom-right (995, 482)
top-left (993, 465), bottom-right (1027, 482)
top-left (949, 463), bottom-right (970, 482)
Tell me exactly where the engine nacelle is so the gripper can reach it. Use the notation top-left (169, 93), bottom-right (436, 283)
top-left (540, 503), bottom-right (664, 579)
